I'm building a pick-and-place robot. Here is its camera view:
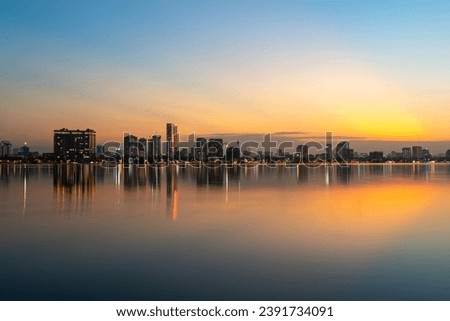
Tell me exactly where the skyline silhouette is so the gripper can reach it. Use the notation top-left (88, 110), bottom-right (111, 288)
top-left (2, 125), bottom-right (450, 159)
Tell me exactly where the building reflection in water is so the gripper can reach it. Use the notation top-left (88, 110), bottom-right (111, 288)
top-left (196, 166), bottom-right (224, 187)
top-left (47, 163), bottom-right (450, 219)
top-left (115, 164), bottom-right (122, 187)
top-left (195, 165), bottom-right (243, 204)
top-left (123, 166), bottom-right (138, 190)
top-left (0, 165), bottom-right (8, 185)
top-left (53, 164), bottom-right (95, 216)
top-left (368, 164), bottom-right (385, 176)
top-left (0, 164), bottom-right (24, 185)
top-left (325, 166), bottom-right (331, 186)
top-left (166, 165), bottom-right (178, 220)
top-left (296, 165), bottom-right (308, 184)
top-left (4, 162), bottom-right (450, 221)
top-left (148, 167), bottom-right (162, 214)
top-left (225, 165), bottom-right (241, 203)
top-left (148, 166), bottom-right (161, 190)
top-left (337, 166), bottom-right (351, 185)
top-left (22, 165), bottom-right (28, 216)
top-left (122, 166), bottom-right (164, 190)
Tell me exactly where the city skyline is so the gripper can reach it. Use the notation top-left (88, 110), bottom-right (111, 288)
top-left (1, 1), bottom-right (450, 153)
top-left (3, 124), bottom-right (450, 163)
top-left (2, 125), bottom-right (450, 157)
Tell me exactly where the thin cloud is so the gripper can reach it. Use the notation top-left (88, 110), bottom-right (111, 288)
top-left (203, 133), bottom-right (248, 137)
top-left (272, 131), bottom-right (309, 135)
top-left (297, 135), bottom-right (368, 140)
top-left (202, 131), bottom-right (309, 137)
top-left (197, 133), bottom-right (367, 141)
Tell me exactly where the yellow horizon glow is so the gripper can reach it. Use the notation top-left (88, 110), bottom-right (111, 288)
top-left (1, 52), bottom-right (449, 147)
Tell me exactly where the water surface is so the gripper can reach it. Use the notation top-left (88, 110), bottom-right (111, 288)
top-left (1, 163), bottom-right (450, 300)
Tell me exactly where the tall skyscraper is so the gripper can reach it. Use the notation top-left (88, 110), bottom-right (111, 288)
top-left (166, 123), bottom-right (179, 161)
top-left (325, 132), bottom-right (332, 163)
top-left (148, 135), bottom-right (162, 161)
top-left (138, 138), bottom-right (147, 160)
top-left (53, 128), bottom-right (96, 162)
top-left (412, 146), bottom-right (423, 161)
top-left (226, 142), bottom-right (241, 162)
top-left (0, 141), bottom-right (12, 157)
top-left (206, 138), bottom-right (224, 161)
top-left (336, 141), bottom-right (350, 163)
top-left (296, 144), bottom-right (309, 162)
top-left (194, 138), bottom-right (207, 161)
top-left (402, 147), bottom-right (412, 161)
top-left (19, 143), bottom-right (30, 157)
top-left (123, 133), bottom-right (138, 164)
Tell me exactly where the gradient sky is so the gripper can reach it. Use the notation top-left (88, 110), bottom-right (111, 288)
top-left (1, 1), bottom-right (449, 153)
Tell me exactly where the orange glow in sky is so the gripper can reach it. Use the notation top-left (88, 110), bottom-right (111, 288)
top-left (1, 2), bottom-right (449, 152)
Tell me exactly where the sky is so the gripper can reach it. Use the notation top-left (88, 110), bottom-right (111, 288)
top-left (1, 0), bottom-right (450, 153)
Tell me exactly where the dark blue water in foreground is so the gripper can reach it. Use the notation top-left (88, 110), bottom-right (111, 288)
top-left (1, 163), bottom-right (450, 300)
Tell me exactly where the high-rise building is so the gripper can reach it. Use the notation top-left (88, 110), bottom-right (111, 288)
top-left (412, 146), bottom-right (423, 161)
top-left (148, 135), bottom-right (162, 161)
top-left (19, 144), bottom-right (30, 157)
top-left (336, 141), bottom-right (350, 162)
top-left (0, 141), bottom-right (12, 157)
top-left (389, 151), bottom-right (402, 161)
top-left (295, 144), bottom-right (309, 162)
top-left (194, 138), bottom-right (207, 161)
top-left (325, 132), bottom-right (332, 162)
top-left (123, 133), bottom-right (138, 163)
top-left (402, 147), bottom-right (412, 161)
top-left (225, 147), bottom-right (241, 162)
top-left (369, 151), bottom-right (384, 162)
top-left (206, 138), bottom-right (224, 161)
top-left (226, 141), bottom-right (241, 162)
top-left (53, 128), bottom-right (96, 162)
top-left (138, 138), bottom-right (147, 160)
top-left (166, 123), bottom-right (179, 161)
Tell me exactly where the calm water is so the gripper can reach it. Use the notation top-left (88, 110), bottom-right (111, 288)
top-left (1, 163), bottom-right (450, 300)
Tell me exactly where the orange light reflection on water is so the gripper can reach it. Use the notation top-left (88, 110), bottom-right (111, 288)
top-left (228, 181), bottom-right (440, 262)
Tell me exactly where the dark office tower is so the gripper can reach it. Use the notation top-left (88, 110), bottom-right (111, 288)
top-left (183, 134), bottom-right (196, 161)
top-left (0, 141), bottom-right (12, 157)
top-left (336, 141), bottom-right (350, 163)
top-left (349, 149), bottom-right (354, 160)
top-left (194, 138), bottom-right (207, 161)
top-left (402, 147), bottom-right (412, 161)
top-left (422, 148), bottom-right (431, 161)
top-left (325, 132), bottom-right (332, 163)
top-left (296, 144), bottom-right (309, 162)
top-left (166, 123), bottom-right (179, 161)
top-left (138, 138), bottom-right (147, 161)
top-left (206, 138), bottom-right (224, 161)
top-left (147, 139), bottom-right (153, 162)
top-left (412, 146), bottom-right (423, 161)
top-left (369, 151), bottom-right (384, 163)
top-left (19, 144), bottom-right (30, 157)
top-left (148, 135), bottom-right (162, 162)
top-left (53, 128), bottom-right (96, 162)
top-left (123, 133), bottom-right (138, 164)
top-left (226, 144), bottom-right (241, 162)
top-left (446, 150), bottom-right (450, 161)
